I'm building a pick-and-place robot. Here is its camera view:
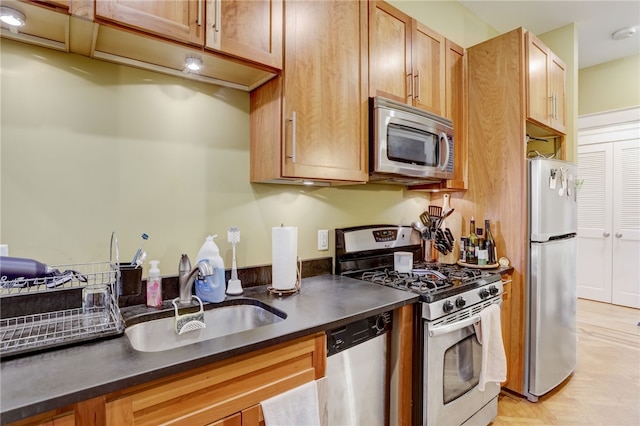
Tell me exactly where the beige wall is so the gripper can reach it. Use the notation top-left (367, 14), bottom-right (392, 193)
top-left (0, 39), bottom-right (432, 274)
top-left (579, 54), bottom-right (640, 116)
top-left (539, 23), bottom-right (579, 162)
top-left (389, 0), bottom-right (498, 48)
top-left (1, 2), bottom-right (501, 277)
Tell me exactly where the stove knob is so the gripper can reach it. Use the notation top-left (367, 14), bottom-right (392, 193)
top-left (479, 288), bottom-right (490, 299)
top-left (489, 285), bottom-right (499, 296)
top-left (443, 301), bottom-right (454, 313)
top-left (455, 297), bottom-right (466, 308)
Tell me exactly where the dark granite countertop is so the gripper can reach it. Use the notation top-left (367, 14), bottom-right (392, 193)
top-left (0, 274), bottom-right (418, 424)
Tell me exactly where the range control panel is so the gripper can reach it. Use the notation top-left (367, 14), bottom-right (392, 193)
top-left (372, 229), bottom-right (398, 242)
top-left (327, 311), bottom-right (392, 357)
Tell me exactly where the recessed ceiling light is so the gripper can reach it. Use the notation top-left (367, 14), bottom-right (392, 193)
top-left (612, 27), bottom-right (637, 41)
top-left (184, 56), bottom-right (203, 72)
top-left (0, 6), bottom-right (26, 28)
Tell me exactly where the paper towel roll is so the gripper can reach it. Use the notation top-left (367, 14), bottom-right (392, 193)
top-left (272, 226), bottom-right (298, 290)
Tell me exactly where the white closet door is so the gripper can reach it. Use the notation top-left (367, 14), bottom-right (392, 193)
top-left (611, 139), bottom-right (640, 308)
top-left (577, 143), bottom-right (613, 302)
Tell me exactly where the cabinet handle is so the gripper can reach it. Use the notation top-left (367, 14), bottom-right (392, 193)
top-left (615, 232), bottom-right (623, 238)
top-left (287, 111), bottom-right (297, 163)
top-left (414, 69), bottom-right (421, 101)
top-left (211, 0), bottom-right (222, 33)
top-left (214, 0), bottom-right (221, 32)
top-left (554, 93), bottom-right (558, 119)
top-left (406, 73), bottom-right (413, 99)
top-left (197, 0), bottom-right (203, 26)
top-left (603, 232), bottom-right (610, 237)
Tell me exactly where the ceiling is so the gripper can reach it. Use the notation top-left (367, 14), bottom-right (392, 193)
top-left (459, 1), bottom-right (640, 69)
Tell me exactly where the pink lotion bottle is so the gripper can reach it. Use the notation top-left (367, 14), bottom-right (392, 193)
top-left (146, 260), bottom-right (162, 308)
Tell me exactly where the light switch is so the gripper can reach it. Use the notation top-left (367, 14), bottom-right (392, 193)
top-left (318, 230), bottom-right (329, 251)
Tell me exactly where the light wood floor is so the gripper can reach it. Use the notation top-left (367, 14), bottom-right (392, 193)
top-left (492, 298), bottom-right (640, 425)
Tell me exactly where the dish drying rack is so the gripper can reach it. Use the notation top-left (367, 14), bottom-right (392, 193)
top-left (0, 235), bottom-right (125, 358)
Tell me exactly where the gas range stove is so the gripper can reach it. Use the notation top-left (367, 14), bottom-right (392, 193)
top-left (335, 225), bottom-right (503, 320)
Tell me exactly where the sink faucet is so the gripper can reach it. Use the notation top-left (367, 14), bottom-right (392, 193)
top-left (178, 254), bottom-right (214, 305)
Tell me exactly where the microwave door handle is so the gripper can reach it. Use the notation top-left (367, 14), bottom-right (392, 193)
top-left (440, 132), bottom-right (450, 171)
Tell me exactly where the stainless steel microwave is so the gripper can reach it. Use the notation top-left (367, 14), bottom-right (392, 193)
top-left (370, 97), bottom-right (454, 185)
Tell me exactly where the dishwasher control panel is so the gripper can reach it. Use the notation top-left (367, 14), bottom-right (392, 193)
top-left (326, 311), bottom-right (392, 356)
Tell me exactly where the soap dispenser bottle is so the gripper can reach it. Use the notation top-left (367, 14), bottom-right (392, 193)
top-left (147, 260), bottom-right (163, 308)
top-left (195, 235), bottom-right (226, 303)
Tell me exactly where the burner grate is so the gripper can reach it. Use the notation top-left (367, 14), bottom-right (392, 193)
top-left (360, 269), bottom-right (453, 295)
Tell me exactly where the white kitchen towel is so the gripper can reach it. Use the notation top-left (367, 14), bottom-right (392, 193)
top-left (261, 381), bottom-right (321, 426)
top-left (473, 303), bottom-right (507, 391)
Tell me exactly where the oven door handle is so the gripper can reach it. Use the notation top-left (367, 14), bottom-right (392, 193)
top-left (428, 299), bottom-right (503, 337)
top-left (429, 315), bottom-right (480, 337)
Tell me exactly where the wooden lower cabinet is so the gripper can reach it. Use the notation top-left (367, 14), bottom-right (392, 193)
top-left (8, 307), bottom-right (415, 426)
top-left (7, 412), bottom-right (75, 426)
top-left (105, 333), bottom-right (325, 425)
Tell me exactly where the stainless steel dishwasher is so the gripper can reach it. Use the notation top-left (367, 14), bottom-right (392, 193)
top-left (325, 311), bottom-right (392, 426)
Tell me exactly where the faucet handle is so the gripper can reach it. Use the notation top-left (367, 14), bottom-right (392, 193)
top-left (179, 254), bottom-right (191, 274)
top-left (196, 260), bottom-right (214, 277)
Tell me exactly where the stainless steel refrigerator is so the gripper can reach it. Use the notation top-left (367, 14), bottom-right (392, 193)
top-left (525, 158), bottom-right (578, 402)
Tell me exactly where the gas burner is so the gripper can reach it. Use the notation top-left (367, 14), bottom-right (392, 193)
top-left (413, 262), bottom-right (487, 283)
top-left (360, 269), bottom-right (453, 295)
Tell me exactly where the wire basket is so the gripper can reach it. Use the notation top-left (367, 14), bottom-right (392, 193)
top-left (0, 235), bottom-right (125, 357)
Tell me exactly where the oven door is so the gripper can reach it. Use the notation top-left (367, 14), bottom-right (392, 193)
top-left (423, 303), bottom-right (501, 426)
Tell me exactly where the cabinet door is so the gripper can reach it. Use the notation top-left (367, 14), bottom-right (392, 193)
top-left (209, 413), bottom-right (241, 426)
top-left (577, 143), bottom-right (613, 303)
top-left (611, 139), bottom-right (640, 308)
top-left (96, 0), bottom-right (204, 46)
top-left (500, 279), bottom-right (512, 387)
top-left (205, 0), bottom-right (282, 69)
top-left (282, 0), bottom-right (367, 182)
top-left (526, 32), bottom-right (550, 127)
top-left (412, 22), bottom-right (445, 116)
top-left (549, 54), bottom-right (566, 133)
top-left (444, 39), bottom-right (466, 190)
top-left (368, 1), bottom-right (412, 103)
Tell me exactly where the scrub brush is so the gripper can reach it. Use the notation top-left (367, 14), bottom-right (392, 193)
top-left (172, 296), bottom-right (206, 335)
top-left (226, 227), bottom-right (243, 295)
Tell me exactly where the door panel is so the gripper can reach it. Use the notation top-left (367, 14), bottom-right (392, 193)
top-left (412, 22), bottom-right (445, 115)
top-left (577, 144), bottom-right (613, 302)
top-left (283, 0), bottom-right (366, 180)
top-left (529, 237), bottom-right (577, 396)
top-left (96, 0), bottom-right (204, 46)
top-left (368, 1), bottom-right (411, 102)
top-left (611, 140), bottom-right (640, 308)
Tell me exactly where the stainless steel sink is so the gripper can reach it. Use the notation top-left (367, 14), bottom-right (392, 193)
top-left (125, 300), bottom-right (286, 352)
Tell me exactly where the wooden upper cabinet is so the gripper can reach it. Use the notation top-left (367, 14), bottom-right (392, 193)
top-left (205, 0), bottom-right (282, 69)
top-left (95, 0), bottom-right (282, 70)
top-left (413, 22), bottom-right (445, 116)
top-left (549, 54), bottom-right (566, 132)
top-left (408, 38), bottom-right (468, 192)
top-left (250, 0), bottom-right (368, 184)
top-left (444, 39), bottom-right (466, 190)
top-left (526, 31), bottom-right (566, 134)
top-left (96, 0), bottom-right (205, 46)
top-left (369, 1), bottom-right (412, 103)
top-left (369, 1), bottom-right (445, 116)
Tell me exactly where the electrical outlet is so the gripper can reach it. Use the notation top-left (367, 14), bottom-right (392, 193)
top-left (318, 230), bottom-right (329, 251)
